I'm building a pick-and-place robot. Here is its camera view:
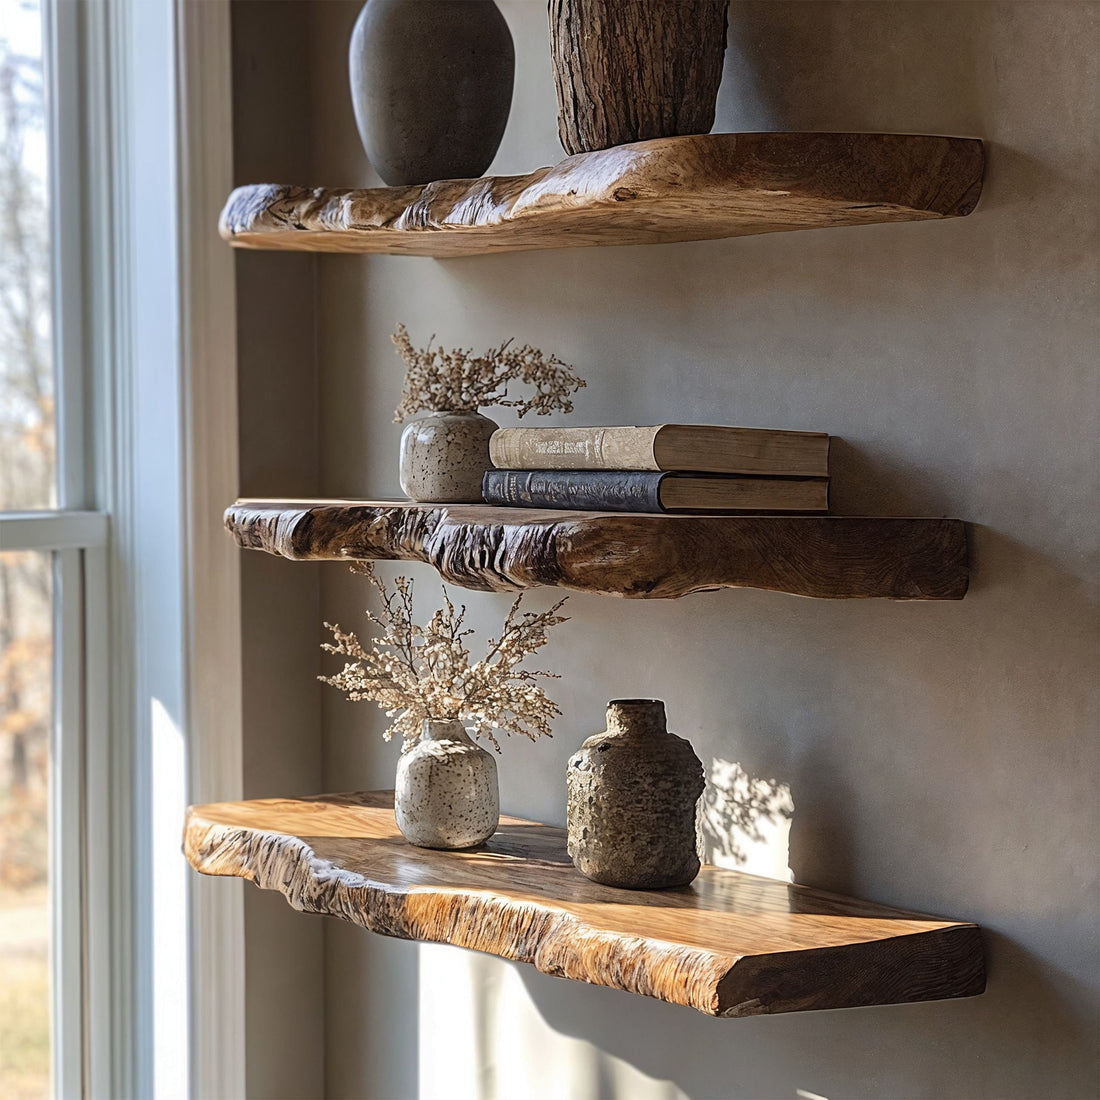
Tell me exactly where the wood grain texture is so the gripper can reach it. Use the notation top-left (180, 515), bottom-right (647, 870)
top-left (218, 133), bottom-right (984, 257)
top-left (223, 499), bottom-right (970, 600)
top-left (184, 792), bottom-right (986, 1017)
top-left (548, 0), bottom-right (728, 155)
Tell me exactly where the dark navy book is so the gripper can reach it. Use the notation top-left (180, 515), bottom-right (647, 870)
top-left (482, 470), bottom-right (829, 514)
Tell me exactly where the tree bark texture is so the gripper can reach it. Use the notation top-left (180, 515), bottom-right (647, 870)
top-left (549, 0), bottom-right (729, 154)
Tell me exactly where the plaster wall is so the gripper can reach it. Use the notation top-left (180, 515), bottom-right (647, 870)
top-left (234, 3), bottom-right (1099, 1098)
top-left (232, 4), bottom-right (325, 1097)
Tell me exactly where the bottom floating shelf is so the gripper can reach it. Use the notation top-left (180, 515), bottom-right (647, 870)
top-left (184, 791), bottom-right (985, 1017)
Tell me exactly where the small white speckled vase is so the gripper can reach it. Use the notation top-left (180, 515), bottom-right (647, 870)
top-left (394, 718), bottom-right (499, 849)
top-left (399, 410), bottom-right (498, 503)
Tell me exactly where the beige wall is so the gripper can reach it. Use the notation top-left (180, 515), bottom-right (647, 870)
top-left (234, 2), bottom-right (1099, 1097)
top-left (233, 4), bottom-right (325, 1097)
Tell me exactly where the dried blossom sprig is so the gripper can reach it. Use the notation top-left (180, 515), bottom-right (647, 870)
top-left (319, 563), bottom-right (569, 752)
top-left (392, 323), bottom-right (586, 422)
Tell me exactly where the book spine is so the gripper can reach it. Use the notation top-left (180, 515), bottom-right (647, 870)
top-left (482, 470), bottom-right (665, 512)
top-left (489, 427), bottom-right (659, 471)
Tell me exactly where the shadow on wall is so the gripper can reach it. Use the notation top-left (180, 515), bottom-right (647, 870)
top-left (716, 0), bottom-right (985, 135)
top-left (826, 437), bottom-right (963, 516)
top-left (502, 921), bottom-right (1092, 1100)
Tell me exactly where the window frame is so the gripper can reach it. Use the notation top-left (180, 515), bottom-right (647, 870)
top-left (0, 1), bottom-right (243, 1095)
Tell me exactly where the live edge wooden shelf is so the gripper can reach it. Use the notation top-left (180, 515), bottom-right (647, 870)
top-left (225, 499), bottom-right (969, 601)
top-left (218, 133), bottom-right (984, 258)
top-left (184, 792), bottom-right (985, 1017)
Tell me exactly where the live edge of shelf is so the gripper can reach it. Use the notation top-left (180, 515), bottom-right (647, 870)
top-left (184, 791), bottom-right (986, 1017)
top-left (218, 132), bottom-right (984, 258)
top-left (224, 499), bottom-right (969, 601)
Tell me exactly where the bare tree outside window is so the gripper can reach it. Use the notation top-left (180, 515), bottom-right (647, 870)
top-left (0, 552), bottom-right (50, 1100)
top-left (0, 0), bottom-right (54, 512)
top-left (0, 0), bottom-right (55, 1096)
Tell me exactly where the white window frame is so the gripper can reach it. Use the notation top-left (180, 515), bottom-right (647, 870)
top-left (0, 1), bottom-right (243, 1096)
top-left (0, 514), bottom-right (107, 1100)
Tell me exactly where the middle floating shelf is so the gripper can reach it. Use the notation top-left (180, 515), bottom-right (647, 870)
top-left (225, 499), bottom-right (969, 601)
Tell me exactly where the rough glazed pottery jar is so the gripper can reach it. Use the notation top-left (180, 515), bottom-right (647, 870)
top-left (567, 699), bottom-right (705, 888)
top-left (349, 0), bottom-right (515, 185)
top-left (399, 410), bottom-right (498, 503)
top-left (395, 718), bottom-right (499, 849)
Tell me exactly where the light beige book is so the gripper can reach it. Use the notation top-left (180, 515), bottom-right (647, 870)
top-left (489, 424), bottom-right (830, 477)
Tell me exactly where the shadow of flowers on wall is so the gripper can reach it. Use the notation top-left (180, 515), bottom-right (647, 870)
top-left (699, 758), bottom-right (794, 881)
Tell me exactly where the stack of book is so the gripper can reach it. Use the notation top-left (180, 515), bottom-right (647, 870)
top-left (482, 424), bottom-right (830, 514)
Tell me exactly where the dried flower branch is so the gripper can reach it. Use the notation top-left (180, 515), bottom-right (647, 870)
top-left (320, 563), bottom-right (569, 752)
top-left (392, 323), bottom-right (586, 422)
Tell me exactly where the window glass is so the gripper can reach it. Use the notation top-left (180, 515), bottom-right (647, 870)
top-left (0, 548), bottom-right (52, 1100)
top-left (0, 0), bottom-right (56, 511)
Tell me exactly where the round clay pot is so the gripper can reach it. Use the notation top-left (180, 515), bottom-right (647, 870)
top-left (399, 410), bottom-right (498, 503)
top-left (395, 718), bottom-right (499, 849)
top-left (349, 0), bottom-right (515, 185)
top-left (567, 699), bottom-right (705, 889)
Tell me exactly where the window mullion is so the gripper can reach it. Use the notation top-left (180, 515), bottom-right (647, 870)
top-left (0, 512), bottom-right (109, 553)
top-left (51, 548), bottom-right (84, 1100)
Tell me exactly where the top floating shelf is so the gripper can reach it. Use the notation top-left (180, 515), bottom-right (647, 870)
top-left (219, 132), bottom-right (984, 258)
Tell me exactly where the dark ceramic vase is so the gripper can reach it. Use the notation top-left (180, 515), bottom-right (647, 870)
top-left (349, 0), bottom-right (515, 186)
top-left (567, 700), bottom-right (705, 889)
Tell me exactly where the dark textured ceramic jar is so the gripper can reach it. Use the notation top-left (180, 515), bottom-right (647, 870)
top-left (567, 700), bottom-right (705, 889)
top-left (349, 0), bottom-right (515, 186)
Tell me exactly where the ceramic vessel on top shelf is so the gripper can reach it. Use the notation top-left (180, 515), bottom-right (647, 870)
top-left (399, 410), bottom-right (498, 503)
top-left (567, 699), bottom-right (705, 888)
top-left (395, 718), bottom-right (499, 849)
top-left (349, 0), bottom-right (515, 185)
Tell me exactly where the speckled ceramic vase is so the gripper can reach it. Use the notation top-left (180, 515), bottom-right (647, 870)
top-left (395, 718), bottom-right (499, 849)
top-left (567, 700), bottom-right (705, 889)
top-left (399, 410), bottom-right (498, 503)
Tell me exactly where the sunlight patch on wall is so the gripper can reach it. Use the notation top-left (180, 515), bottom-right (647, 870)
top-left (151, 699), bottom-right (188, 1100)
top-left (699, 758), bottom-right (794, 882)
top-left (419, 945), bottom-right (686, 1100)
